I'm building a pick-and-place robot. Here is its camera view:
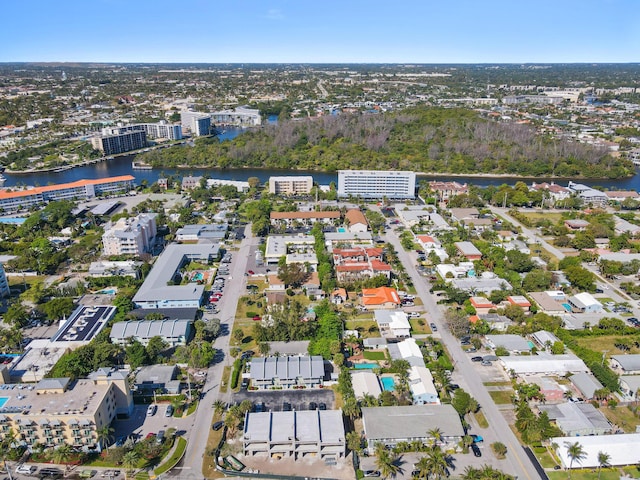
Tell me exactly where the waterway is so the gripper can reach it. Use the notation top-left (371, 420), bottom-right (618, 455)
top-left (3, 126), bottom-right (640, 192)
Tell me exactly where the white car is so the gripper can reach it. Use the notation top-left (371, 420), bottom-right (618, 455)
top-left (146, 404), bottom-right (157, 416)
top-left (407, 312), bottom-right (421, 318)
top-left (16, 465), bottom-right (37, 475)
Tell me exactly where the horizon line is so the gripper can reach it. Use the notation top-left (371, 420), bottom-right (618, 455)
top-left (2, 61), bottom-right (640, 66)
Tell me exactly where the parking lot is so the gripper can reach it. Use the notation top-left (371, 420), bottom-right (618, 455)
top-left (111, 404), bottom-right (193, 444)
top-left (233, 388), bottom-right (335, 412)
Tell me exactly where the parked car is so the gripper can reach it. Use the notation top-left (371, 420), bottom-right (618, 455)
top-left (213, 421), bottom-right (224, 431)
top-left (318, 402), bottom-right (327, 410)
top-left (165, 405), bottom-right (174, 417)
top-left (247, 270), bottom-right (255, 275)
top-left (146, 404), bottom-right (157, 416)
top-left (471, 444), bottom-right (482, 457)
top-left (430, 323), bottom-right (438, 331)
top-left (471, 356), bottom-right (483, 362)
top-left (472, 434), bottom-right (484, 443)
top-left (363, 471), bottom-right (381, 477)
top-left (15, 465), bottom-right (37, 475)
top-left (282, 402), bottom-right (292, 411)
top-left (481, 360), bottom-right (493, 366)
top-left (309, 402), bottom-right (317, 410)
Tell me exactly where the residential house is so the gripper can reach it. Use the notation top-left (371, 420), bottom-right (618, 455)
top-left (569, 372), bottom-right (605, 400)
top-left (361, 287), bottom-right (401, 309)
top-left (134, 365), bottom-right (181, 394)
top-left (507, 295), bottom-right (532, 312)
top-left (345, 209), bottom-right (368, 233)
top-left (469, 297), bottom-right (497, 315)
top-left (375, 310), bottom-right (411, 339)
top-left (564, 219), bottom-right (590, 231)
top-left (408, 366), bottom-right (440, 405)
top-left (528, 292), bottom-right (568, 315)
top-left (454, 241), bottom-right (482, 261)
top-left (619, 375), bottom-right (640, 399)
top-left (269, 210), bottom-right (340, 228)
top-left (567, 293), bottom-right (603, 313)
top-left (351, 371), bottom-right (382, 399)
top-left (539, 403), bottom-right (611, 436)
top-left (486, 334), bottom-right (533, 354)
top-left (610, 355), bottom-right (640, 375)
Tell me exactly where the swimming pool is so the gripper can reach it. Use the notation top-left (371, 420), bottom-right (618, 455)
top-left (354, 363), bottom-right (378, 370)
top-left (337, 227), bottom-right (346, 233)
top-left (193, 272), bottom-right (204, 281)
top-left (562, 303), bottom-right (572, 312)
top-left (99, 288), bottom-right (117, 295)
top-left (0, 397), bottom-right (8, 408)
top-left (381, 377), bottom-right (395, 391)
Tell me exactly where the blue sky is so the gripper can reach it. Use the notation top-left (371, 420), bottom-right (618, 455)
top-left (1, 0), bottom-right (638, 63)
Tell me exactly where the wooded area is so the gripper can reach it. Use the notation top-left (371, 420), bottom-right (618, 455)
top-left (138, 107), bottom-right (633, 178)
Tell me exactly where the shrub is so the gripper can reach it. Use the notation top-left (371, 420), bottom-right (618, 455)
top-left (492, 441), bottom-right (507, 459)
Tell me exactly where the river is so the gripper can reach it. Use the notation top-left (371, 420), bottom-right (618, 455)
top-left (4, 127), bottom-right (640, 191)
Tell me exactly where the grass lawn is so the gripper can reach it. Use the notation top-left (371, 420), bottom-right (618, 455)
top-left (220, 366), bottom-right (231, 393)
top-left (488, 390), bottom-right (514, 405)
top-left (345, 319), bottom-right (379, 338)
top-left (186, 400), bottom-right (199, 416)
top-left (202, 413), bottom-right (226, 479)
top-left (575, 335), bottom-right (640, 356)
top-left (599, 405), bottom-right (640, 433)
top-left (363, 351), bottom-right (386, 361)
top-left (520, 212), bottom-right (564, 224)
top-left (154, 437), bottom-right (187, 476)
top-left (483, 381), bottom-right (512, 387)
top-left (622, 466), bottom-right (640, 478)
top-left (409, 318), bottom-right (432, 334)
top-left (473, 411), bottom-right (489, 428)
top-left (535, 450), bottom-right (558, 469)
top-left (547, 470), bottom-right (620, 480)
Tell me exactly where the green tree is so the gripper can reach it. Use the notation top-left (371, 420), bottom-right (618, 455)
top-left (597, 451), bottom-right (610, 480)
top-left (346, 431), bottom-right (363, 453)
top-left (125, 339), bottom-right (149, 369)
top-left (451, 388), bottom-right (479, 417)
top-left (39, 297), bottom-right (75, 321)
top-left (564, 441), bottom-right (587, 478)
top-left (374, 443), bottom-right (400, 479)
top-left (491, 442), bottom-right (508, 459)
top-left (4, 302), bottom-right (29, 328)
top-left (122, 450), bottom-right (141, 475)
top-left (96, 424), bottom-right (115, 448)
top-left (51, 443), bottom-right (74, 464)
top-left (277, 262), bottom-right (310, 288)
top-left (233, 328), bottom-right (245, 344)
top-left (146, 336), bottom-right (168, 362)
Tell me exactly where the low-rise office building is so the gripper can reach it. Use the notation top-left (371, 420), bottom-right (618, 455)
top-left (243, 410), bottom-right (345, 460)
top-left (175, 224), bottom-right (227, 242)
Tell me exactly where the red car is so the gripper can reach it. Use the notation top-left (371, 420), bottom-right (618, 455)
top-left (247, 270), bottom-right (255, 275)
top-left (146, 433), bottom-right (155, 439)
top-left (252, 315), bottom-right (261, 321)
top-left (210, 297), bottom-right (219, 302)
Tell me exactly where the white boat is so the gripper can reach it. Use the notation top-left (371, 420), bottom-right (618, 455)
top-left (0, 174), bottom-right (5, 187)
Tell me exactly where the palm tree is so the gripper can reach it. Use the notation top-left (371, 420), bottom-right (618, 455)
top-left (564, 441), bottom-right (587, 479)
top-left (414, 457), bottom-right (430, 479)
top-left (596, 451), bottom-right (610, 480)
top-left (213, 400), bottom-right (226, 416)
top-left (374, 444), bottom-right (400, 479)
top-left (96, 424), bottom-right (114, 449)
top-left (122, 450), bottom-right (140, 478)
top-left (342, 396), bottom-right (361, 421)
top-left (427, 428), bottom-right (444, 446)
top-left (51, 443), bottom-right (74, 465)
top-left (425, 445), bottom-right (451, 480)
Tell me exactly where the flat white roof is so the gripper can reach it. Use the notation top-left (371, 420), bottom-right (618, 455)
top-left (554, 433), bottom-right (640, 468)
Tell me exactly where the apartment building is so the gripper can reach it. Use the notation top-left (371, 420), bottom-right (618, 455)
top-left (91, 129), bottom-right (147, 155)
top-left (268, 176), bottom-right (313, 195)
top-left (211, 106), bottom-right (261, 126)
top-left (102, 213), bottom-right (157, 256)
top-left (0, 176), bottom-right (135, 214)
top-left (180, 111), bottom-right (212, 136)
top-left (337, 170), bottom-right (416, 199)
top-left (0, 368), bottom-right (133, 452)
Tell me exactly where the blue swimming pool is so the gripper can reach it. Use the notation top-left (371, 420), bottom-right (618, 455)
top-left (354, 363), bottom-right (378, 370)
top-left (337, 227), bottom-right (346, 233)
top-left (0, 397), bottom-right (8, 408)
top-left (562, 303), bottom-right (572, 312)
top-left (99, 288), bottom-right (117, 295)
top-left (381, 377), bottom-right (395, 391)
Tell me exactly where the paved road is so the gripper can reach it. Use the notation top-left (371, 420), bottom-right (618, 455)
top-left (178, 224), bottom-right (255, 479)
top-left (382, 227), bottom-right (541, 480)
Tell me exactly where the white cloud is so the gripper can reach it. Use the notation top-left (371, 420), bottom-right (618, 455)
top-left (266, 8), bottom-right (284, 20)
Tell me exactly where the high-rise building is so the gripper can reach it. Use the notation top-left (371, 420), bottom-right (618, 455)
top-left (211, 106), bottom-right (261, 126)
top-left (337, 170), bottom-right (416, 199)
top-left (180, 111), bottom-right (212, 136)
top-left (91, 129), bottom-right (147, 155)
top-left (268, 176), bottom-right (313, 195)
